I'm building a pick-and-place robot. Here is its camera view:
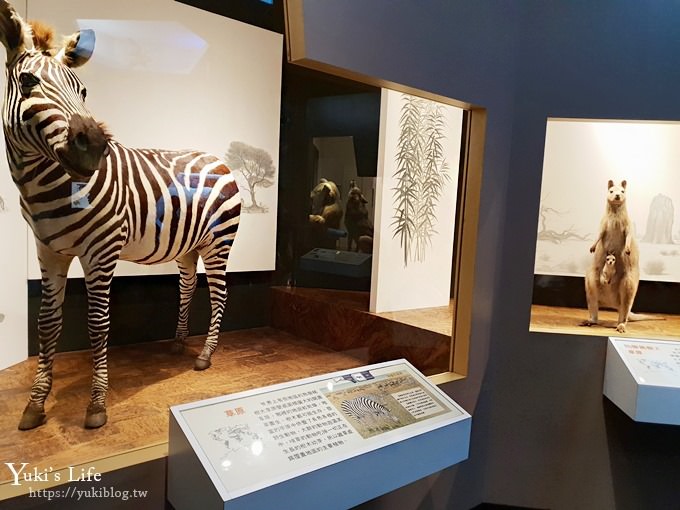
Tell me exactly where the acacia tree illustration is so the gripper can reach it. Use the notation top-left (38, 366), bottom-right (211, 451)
top-left (225, 141), bottom-right (276, 213)
top-left (391, 95), bottom-right (449, 267)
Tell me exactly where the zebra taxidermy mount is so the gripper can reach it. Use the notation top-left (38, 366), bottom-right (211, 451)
top-left (0, 2), bottom-right (241, 430)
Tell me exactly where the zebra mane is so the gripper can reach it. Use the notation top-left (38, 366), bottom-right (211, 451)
top-left (97, 121), bottom-right (114, 142)
top-left (28, 20), bottom-right (55, 55)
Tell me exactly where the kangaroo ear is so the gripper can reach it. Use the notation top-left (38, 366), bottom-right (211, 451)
top-left (621, 180), bottom-right (627, 189)
top-left (55, 28), bottom-right (95, 68)
top-left (0, 1), bottom-right (32, 59)
top-left (607, 179), bottom-right (614, 189)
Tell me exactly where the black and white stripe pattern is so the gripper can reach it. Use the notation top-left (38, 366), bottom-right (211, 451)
top-left (340, 396), bottom-right (398, 424)
top-left (0, 4), bottom-right (241, 429)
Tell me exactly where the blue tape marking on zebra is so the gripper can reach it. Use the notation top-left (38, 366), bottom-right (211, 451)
top-left (71, 182), bottom-right (90, 209)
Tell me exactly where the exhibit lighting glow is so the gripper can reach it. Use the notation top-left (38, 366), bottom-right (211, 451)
top-left (251, 440), bottom-right (264, 456)
top-left (221, 459), bottom-right (232, 469)
top-left (326, 381), bottom-right (334, 392)
top-left (76, 19), bottom-right (208, 75)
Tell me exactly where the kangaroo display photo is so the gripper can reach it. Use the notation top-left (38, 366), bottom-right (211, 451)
top-left (530, 119), bottom-right (680, 340)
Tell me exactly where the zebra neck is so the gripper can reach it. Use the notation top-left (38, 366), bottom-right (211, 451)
top-left (5, 143), bottom-right (51, 186)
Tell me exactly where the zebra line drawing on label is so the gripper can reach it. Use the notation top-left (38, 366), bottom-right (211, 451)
top-left (340, 395), bottom-right (400, 429)
top-left (325, 370), bottom-right (453, 439)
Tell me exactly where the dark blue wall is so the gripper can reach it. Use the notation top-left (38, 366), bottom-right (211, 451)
top-left (490, 2), bottom-right (680, 508)
top-left (301, 1), bottom-right (680, 509)
top-left (301, 1), bottom-right (521, 508)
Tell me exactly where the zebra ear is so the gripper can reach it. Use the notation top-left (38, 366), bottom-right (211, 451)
top-left (0, 0), bottom-right (33, 59)
top-left (55, 28), bottom-right (95, 68)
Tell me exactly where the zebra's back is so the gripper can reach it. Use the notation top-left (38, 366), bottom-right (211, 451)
top-left (115, 144), bottom-right (241, 264)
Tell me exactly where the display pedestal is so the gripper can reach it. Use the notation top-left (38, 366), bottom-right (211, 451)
top-left (271, 287), bottom-right (453, 376)
top-left (168, 360), bottom-right (471, 510)
top-left (604, 337), bottom-right (680, 425)
top-left (300, 248), bottom-right (372, 278)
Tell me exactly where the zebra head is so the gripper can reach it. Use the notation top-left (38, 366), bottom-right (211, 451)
top-left (0, 1), bottom-right (109, 180)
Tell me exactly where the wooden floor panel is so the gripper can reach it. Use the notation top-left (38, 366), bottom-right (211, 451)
top-left (0, 327), bottom-right (363, 488)
top-left (530, 304), bottom-right (680, 340)
top-left (376, 301), bottom-right (453, 337)
top-left (271, 287), bottom-right (453, 375)
top-left (271, 287), bottom-right (453, 336)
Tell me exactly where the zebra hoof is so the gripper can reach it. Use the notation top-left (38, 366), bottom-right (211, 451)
top-left (84, 404), bottom-right (107, 429)
top-left (170, 341), bottom-right (185, 354)
top-left (18, 403), bottom-right (46, 430)
top-left (194, 357), bottom-right (211, 371)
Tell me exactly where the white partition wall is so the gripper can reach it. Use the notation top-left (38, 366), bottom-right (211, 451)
top-left (370, 89), bottom-right (463, 313)
top-left (535, 119), bottom-right (680, 282)
top-left (0, 4), bottom-right (28, 370)
top-left (0, 121), bottom-right (28, 371)
top-left (26, 0), bottom-right (283, 278)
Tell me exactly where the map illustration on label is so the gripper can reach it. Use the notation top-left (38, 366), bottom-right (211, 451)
top-left (209, 424), bottom-right (263, 466)
top-left (615, 339), bottom-right (680, 387)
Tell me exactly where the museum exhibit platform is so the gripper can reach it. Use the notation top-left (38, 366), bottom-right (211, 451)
top-left (530, 305), bottom-right (680, 339)
top-left (604, 337), bottom-right (680, 425)
top-left (0, 287), bottom-right (457, 500)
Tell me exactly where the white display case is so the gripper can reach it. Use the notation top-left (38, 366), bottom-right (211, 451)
top-left (604, 337), bottom-right (680, 425)
top-left (168, 359), bottom-right (471, 510)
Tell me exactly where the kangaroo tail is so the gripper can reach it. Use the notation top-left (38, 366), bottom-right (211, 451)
top-left (627, 312), bottom-right (666, 322)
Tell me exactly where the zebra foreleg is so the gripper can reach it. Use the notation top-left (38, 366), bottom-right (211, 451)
top-left (19, 248), bottom-right (73, 430)
top-left (195, 257), bottom-right (228, 370)
top-left (82, 264), bottom-right (115, 429)
top-left (171, 251), bottom-right (199, 354)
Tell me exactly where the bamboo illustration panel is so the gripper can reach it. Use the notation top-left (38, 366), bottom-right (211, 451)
top-left (24, 0), bottom-right (282, 279)
top-left (370, 89), bottom-right (463, 313)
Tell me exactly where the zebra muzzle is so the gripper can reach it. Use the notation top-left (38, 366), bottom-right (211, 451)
top-left (56, 113), bottom-right (109, 178)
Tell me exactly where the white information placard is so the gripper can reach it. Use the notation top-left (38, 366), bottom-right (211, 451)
top-left (610, 337), bottom-right (680, 387)
top-left (168, 359), bottom-right (471, 510)
top-left (604, 337), bottom-right (680, 425)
